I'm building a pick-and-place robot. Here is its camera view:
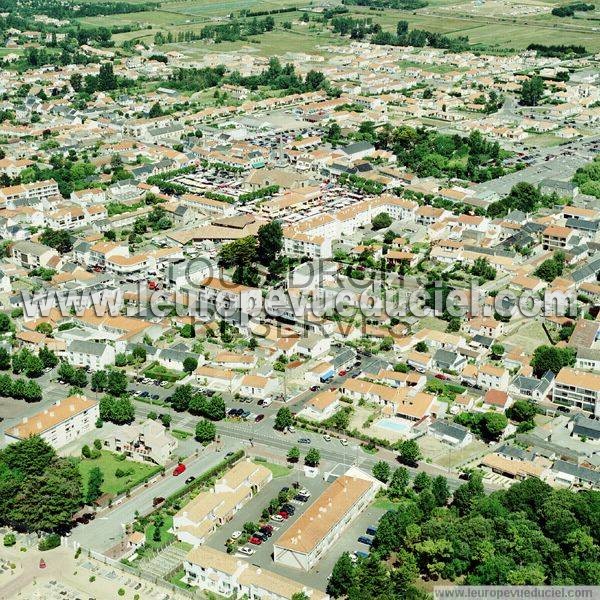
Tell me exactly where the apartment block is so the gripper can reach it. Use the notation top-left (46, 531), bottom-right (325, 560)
top-left (553, 367), bottom-right (600, 417)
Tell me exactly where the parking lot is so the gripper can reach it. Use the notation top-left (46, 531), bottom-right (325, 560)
top-left (205, 465), bottom-right (386, 591)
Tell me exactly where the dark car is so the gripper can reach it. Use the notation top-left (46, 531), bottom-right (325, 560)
top-left (435, 373), bottom-right (449, 381)
top-left (227, 408), bottom-right (237, 416)
top-left (253, 532), bottom-right (268, 542)
top-left (185, 476), bottom-right (196, 485)
top-left (294, 494), bottom-right (310, 502)
top-left (255, 414), bottom-right (265, 422)
top-left (298, 438), bottom-right (311, 444)
top-left (310, 385), bottom-right (320, 392)
top-left (358, 536), bottom-right (373, 546)
top-left (152, 497), bottom-right (165, 507)
top-left (282, 504), bottom-right (295, 514)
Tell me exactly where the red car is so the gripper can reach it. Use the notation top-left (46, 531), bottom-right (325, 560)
top-left (338, 370), bottom-right (347, 376)
top-left (278, 510), bottom-right (289, 520)
top-left (261, 524), bottom-right (274, 533)
top-left (435, 374), bottom-right (449, 381)
top-left (173, 463), bottom-right (186, 476)
top-left (255, 414), bottom-right (265, 422)
top-left (249, 536), bottom-right (262, 545)
top-left (310, 385), bottom-right (319, 392)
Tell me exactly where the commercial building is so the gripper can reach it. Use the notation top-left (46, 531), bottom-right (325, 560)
top-left (4, 395), bottom-right (99, 448)
top-left (273, 466), bottom-right (382, 571)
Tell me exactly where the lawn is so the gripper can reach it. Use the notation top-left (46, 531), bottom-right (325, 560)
top-left (373, 495), bottom-right (401, 511)
top-left (144, 361), bottom-right (185, 383)
top-left (253, 459), bottom-right (291, 478)
top-left (78, 451), bottom-right (161, 497)
top-left (144, 514), bottom-right (175, 549)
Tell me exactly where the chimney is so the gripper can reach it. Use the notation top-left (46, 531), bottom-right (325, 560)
top-left (22, 417), bottom-right (28, 423)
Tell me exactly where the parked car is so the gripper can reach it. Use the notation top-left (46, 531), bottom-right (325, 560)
top-left (253, 532), bottom-right (268, 542)
top-left (287, 425), bottom-right (296, 433)
top-left (173, 463), bottom-right (186, 476)
top-left (310, 385), bottom-right (320, 392)
top-left (324, 434), bottom-right (331, 442)
top-left (295, 494), bottom-right (310, 503)
top-left (152, 497), bottom-right (165, 507)
top-left (340, 438), bottom-right (348, 446)
top-left (278, 510), bottom-right (290, 519)
top-left (366, 526), bottom-right (378, 536)
top-left (255, 414), bottom-right (265, 422)
top-left (249, 536), bottom-right (262, 545)
top-left (298, 438), bottom-right (311, 444)
top-left (271, 514), bottom-right (284, 522)
top-left (435, 373), bottom-right (449, 380)
top-left (260, 524), bottom-right (274, 534)
top-left (239, 547), bottom-right (255, 556)
top-left (185, 476), bottom-right (196, 485)
top-left (338, 369), bottom-right (347, 376)
top-left (355, 550), bottom-right (369, 559)
top-left (281, 504), bottom-right (295, 515)
top-left (231, 531), bottom-right (242, 540)
top-left (358, 536), bottom-right (373, 546)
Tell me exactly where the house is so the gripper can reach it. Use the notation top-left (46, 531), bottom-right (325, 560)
top-left (542, 225), bottom-right (575, 251)
top-left (569, 413), bottom-right (600, 442)
top-left (551, 459), bottom-right (600, 489)
top-left (428, 419), bottom-right (473, 447)
top-left (239, 375), bottom-right (278, 399)
top-left (4, 396), bottom-right (99, 449)
top-left (510, 371), bottom-right (554, 400)
top-left (105, 419), bottom-right (177, 465)
top-left (195, 366), bottom-right (242, 393)
top-left (273, 467), bottom-right (382, 571)
top-left (433, 348), bottom-right (467, 373)
top-left (65, 339), bottom-right (116, 371)
top-left (482, 389), bottom-right (512, 411)
top-left (302, 390), bottom-right (340, 421)
top-left (477, 364), bottom-right (510, 391)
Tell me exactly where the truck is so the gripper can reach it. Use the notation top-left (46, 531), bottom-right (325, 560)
top-left (319, 368), bottom-right (335, 383)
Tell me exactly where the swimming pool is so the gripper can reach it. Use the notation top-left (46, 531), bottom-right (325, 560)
top-left (376, 418), bottom-right (411, 434)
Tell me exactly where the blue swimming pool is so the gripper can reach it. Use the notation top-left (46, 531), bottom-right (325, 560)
top-left (376, 418), bottom-right (411, 434)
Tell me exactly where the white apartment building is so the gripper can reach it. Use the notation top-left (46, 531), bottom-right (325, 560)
top-left (553, 367), bottom-right (600, 417)
top-left (4, 395), bottom-right (99, 448)
top-left (477, 364), bottom-right (510, 391)
top-left (11, 241), bottom-right (59, 269)
top-left (65, 339), bottom-right (115, 370)
top-left (183, 546), bottom-right (328, 600)
top-left (273, 467), bottom-right (382, 571)
top-left (0, 179), bottom-right (60, 205)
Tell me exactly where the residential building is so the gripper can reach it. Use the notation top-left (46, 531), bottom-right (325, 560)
top-left (553, 367), bottom-right (600, 417)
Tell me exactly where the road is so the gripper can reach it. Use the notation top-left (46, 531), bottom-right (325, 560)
top-left (70, 440), bottom-right (237, 552)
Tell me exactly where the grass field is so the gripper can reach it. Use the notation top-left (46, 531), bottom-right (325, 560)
top-left (82, 0), bottom-right (600, 52)
top-left (79, 450), bottom-right (161, 497)
top-left (253, 459), bottom-right (291, 478)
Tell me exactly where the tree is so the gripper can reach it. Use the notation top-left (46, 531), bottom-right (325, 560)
top-left (371, 212), bottom-right (393, 230)
top-left (39, 346), bottom-right (58, 369)
top-left (372, 460), bottom-right (391, 483)
top-left (257, 220), bottom-right (283, 266)
top-left (131, 346), bottom-right (147, 363)
top-left (98, 62), bottom-right (117, 92)
top-left (0, 313), bottom-right (11, 333)
top-left (205, 395), bottom-right (226, 421)
top-left (327, 552), bottom-right (355, 598)
top-left (397, 439), bottom-right (421, 466)
top-left (70, 73), bottom-right (83, 92)
top-left (413, 471), bottom-right (432, 492)
top-left (99, 396), bottom-right (135, 424)
top-left (71, 368), bottom-right (88, 388)
top-left (1, 436), bottom-right (55, 477)
top-left (415, 341), bottom-right (428, 353)
top-left (520, 75), bottom-right (545, 106)
top-left (397, 20), bottom-right (409, 36)
top-left (274, 407), bottom-right (293, 431)
top-left (188, 393), bottom-right (207, 416)
top-left (291, 593), bottom-right (310, 600)
top-left (482, 412), bottom-right (508, 440)
top-left (86, 466), bottom-right (104, 503)
top-left (25, 355), bottom-right (44, 378)
top-left (195, 419), bottom-right (216, 443)
top-left (160, 413), bottom-right (171, 428)
top-left (0, 348), bottom-right (10, 371)
top-left (388, 466), bottom-right (409, 499)
top-left (431, 475), bottom-right (450, 506)
top-left (148, 102), bottom-right (163, 118)
top-left (531, 345), bottom-right (576, 377)
top-left (304, 448), bottom-right (321, 467)
top-left (39, 228), bottom-right (72, 253)
top-left (490, 343), bottom-right (505, 359)
top-left (183, 357), bottom-right (198, 373)
top-left (171, 384), bottom-right (193, 412)
top-left (507, 399), bottom-right (537, 423)
top-left (287, 446), bottom-right (300, 463)
top-left (452, 471), bottom-right (484, 516)
top-left (91, 370), bottom-right (108, 392)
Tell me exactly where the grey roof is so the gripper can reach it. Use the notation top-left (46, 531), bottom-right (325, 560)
top-left (68, 339), bottom-right (109, 356)
top-left (429, 419), bottom-right (471, 442)
top-left (566, 218), bottom-right (598, 232)
top-left (159, 348), bottom-right (196, 363)
top-left (331, 347), bottom-right (356, 369)
top-left (540, 179), bottom-right (577, 191)
top-left (12, 240), bottom-right (55, 257)
top-left (552, 459), bottom-right (600, 485)
top-left (572, 413), bottom-right (600, 441)
top-left (571, 253), bottom-right (600, 284)
top-left (342, 141), bottom-right (374, 156)
top-left (473, 334), bottom-right (493, 348)
top-left (433, 348), bottom-right (460, 366)
top-left (497, 443), bottom-right (535, 461)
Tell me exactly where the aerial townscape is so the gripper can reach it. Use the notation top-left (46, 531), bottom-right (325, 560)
top-left (0, 0), bottom-right (599, 598)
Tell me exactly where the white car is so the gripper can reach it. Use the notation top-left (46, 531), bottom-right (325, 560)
top-left (262, 398), bottom-right (272, 407)
top-left (271, 514), bottom-right (284, 523)
top-left (239, 547), bottom-right (255, 556)
top-left (231, 531), bottom-right (242, 540)
top-left (324, 434), bottom-right (331, 442)
top-left (340, 438), bottom-right (348, 446)
top-left (287, 425), bottom-right (296, 433)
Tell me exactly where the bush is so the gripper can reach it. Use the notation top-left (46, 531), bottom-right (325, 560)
top-left (38, 533), bottom-right (61, 551)
top-left (3, 533), bottom-right (16, 547)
